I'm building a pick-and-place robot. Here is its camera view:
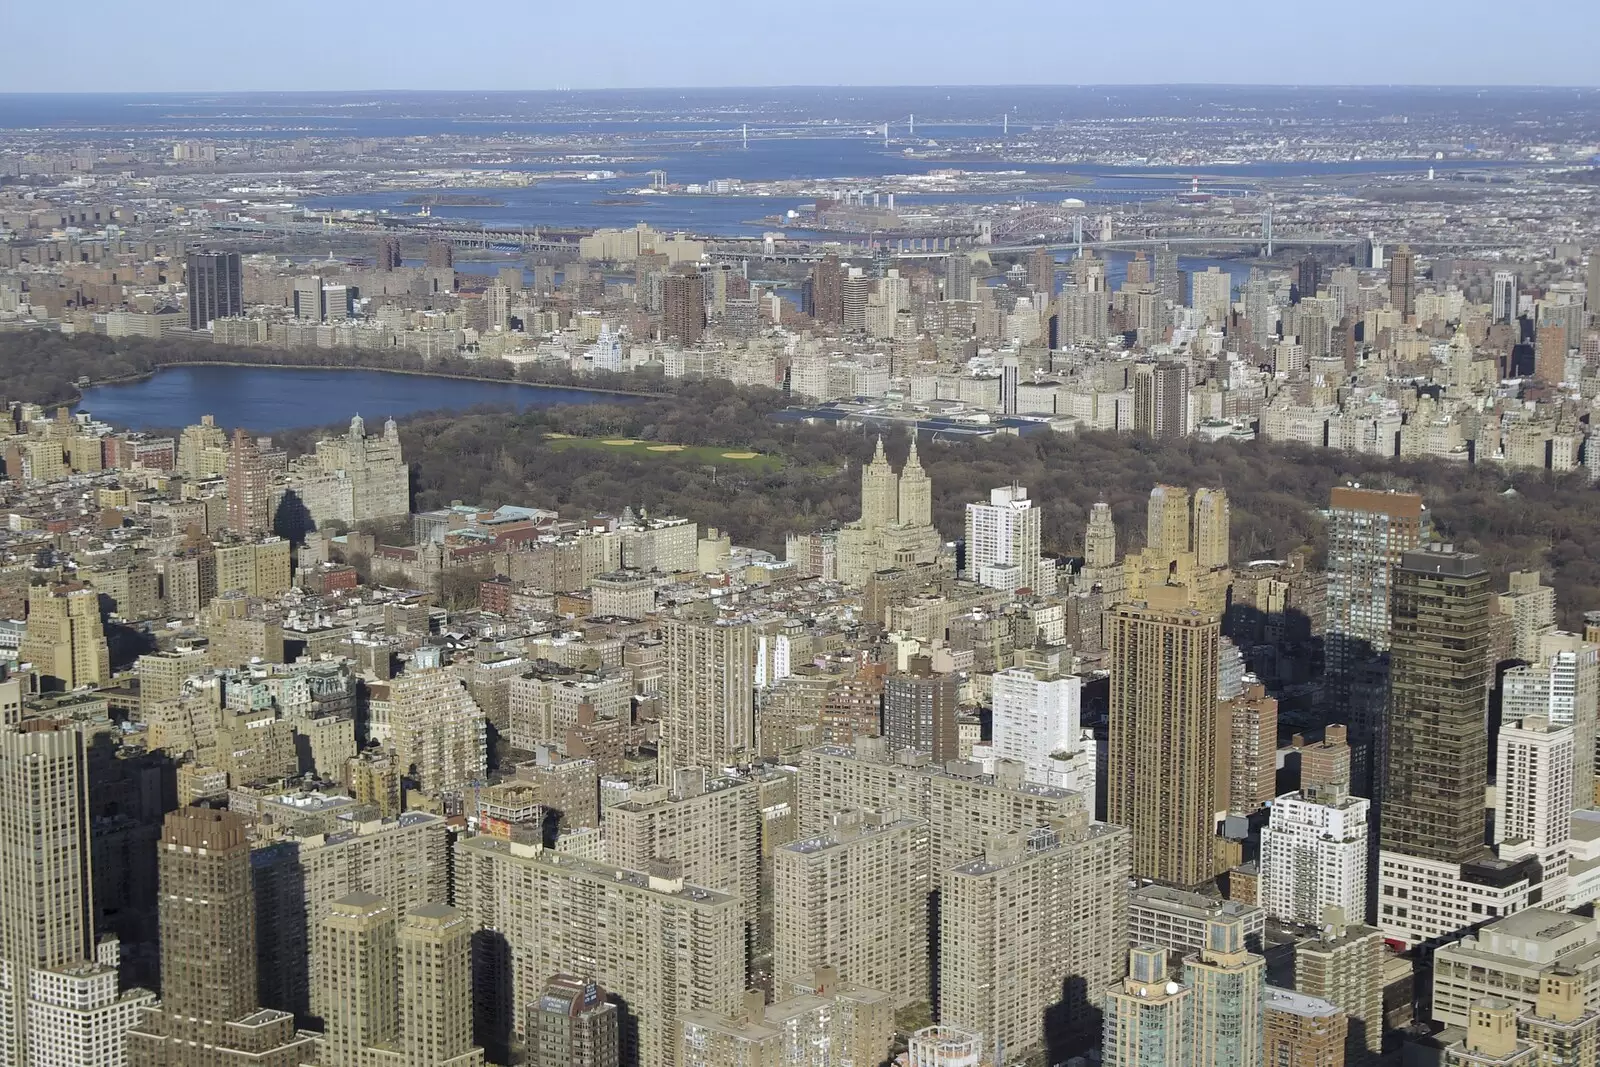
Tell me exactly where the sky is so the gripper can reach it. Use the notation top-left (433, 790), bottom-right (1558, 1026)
top-left (4, 0), bottom-right (1599, 92)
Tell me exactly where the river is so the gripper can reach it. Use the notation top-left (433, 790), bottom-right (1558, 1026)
top-left (77, 365), bottom-right (639, 432)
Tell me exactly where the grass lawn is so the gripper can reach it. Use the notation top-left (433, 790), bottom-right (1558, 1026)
top-left (543, 434), bottom-right (783, 471)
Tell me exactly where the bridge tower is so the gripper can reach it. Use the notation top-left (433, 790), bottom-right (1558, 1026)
top-left (1262, 196), bottom-right (1274, 257)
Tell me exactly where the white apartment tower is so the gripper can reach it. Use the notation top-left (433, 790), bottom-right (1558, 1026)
top-left (1259, 790), bottom-right (1370, 927)
top-left (965, 485), bottom-right (1043, 594)
top-left (989, 667), bottom-right (1094, 795)
top-left (26, 949), bottom-right (155, 1067)
top-left (1502, 632), bottom-right (1599, 805)
top-left (1495, 716), bottom-right (1575, 908)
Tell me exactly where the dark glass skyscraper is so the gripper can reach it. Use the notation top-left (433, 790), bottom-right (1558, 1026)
top-left (186, 250), bottom-right (242, 330)
top-left (1379, 545), bottom-right (1492, 863)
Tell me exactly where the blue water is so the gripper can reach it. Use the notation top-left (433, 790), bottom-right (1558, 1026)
top-left (78, 365), bottom-right (636, 432)
top-left (306, 178), bottom-right (1244, 238)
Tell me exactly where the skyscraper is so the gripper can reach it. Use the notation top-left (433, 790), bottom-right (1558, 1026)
top-left (663, 614), bottom-right (755, 772)
top-left (1126, 251), bottom-right (1153, 286)
top-left (662, 271), bottom-right (706, 343)
top-left (1191, 266), bottom-right (1232, 325)
top-left (1155, 246), bottom-right (1183, 305)
top-left (1259, 725), bottom-right (1369, 927)
top-left (944, 253), bottom-right (972, 303)
top-left (1501, 632), bottom-right (1598, 807)
top-left (1377, 546), bottom-right (1539, 947)
top-left (1494, 716), bottom-right (1574, 906)
top-left (1588, 245), bottom-right (1600, 315)
top-left (1103, 946), bottom-right (1192, 1067)
top-left (1492, 270), bottom-right (1518, 324)
top-left (376, 233), bottom-right (403, 271)
top-left (773, 809), bottom-right (931, 1006)
top-left (1388, 245), bottom-right (1416, 321)
top-left (186, 251), bottom-right (242, 331)
top-left (1027, 246), bottom-right (1056, 294)
top-left (127, 807), bottom-right (313, 1066)
top-left (485, 283), bottom-right (513, 332)
top-left (810, 253), bottom-right (844, 325)
top-left (1500, 571), bottom-right (1558, 662)
top-left (426, 239), bottom-right (454, 269)
top-left (835, 437), bottom-right (941, 586)
top-left (1132, 361), bottom-right (1190, 439)
top-left (292, 275), bottom-right (325, 321)
top-left (1192, 487), bottom-right (1230, 570)
top-left (859, 437), bottom-right (898, 534)
top-left (19, 582), bottom-right (111, 691)
top-left (990, 667), bottom-right (1092, 793)
top-left (454, 838), bottom-right (743, 1067)
top-left (1085, 501), bottom-right (1117, 568)
top-left (317, 894), bottom-right (483, 1067)
top-left (940, 817), bottom-right (1131, 1056)
top-left (225, 429), bottom-right (271, 536)
top-left (1323, 487), bottom-right (1424, 788)
top-left (528, 974), bottom-right (620, 1067)
top-left (1108, 586), bottom-right (1221, 886)
top-left (318, 894), bottom-right (399, 1065)
top-left (1223, 683), bottom-right (1279, 817)
top-left (1381, 545), bottom-right (1492, 862)
top-left (1185, 917), bottom-right (1266, 1067)
top-left (1295, 909), bottom-right (1385, 1067)
top-left (1146, 483), bottom-right (1191, 557)
top-left (1296, 255), bottom-right (1321, 303)
top-left (841, 271), bottom-right (870, 334)
top-left (601, 772), bottom-right (760, 953)
top-left (882, 655), bottom-right (959, 764)
top-left (0, 719), bottom-right (93, 1064)
top-left (381, 666), bottom-right (487, 797)
top-left (1535, 323), bottom-right (1568, 384)
top-left (965, 484), bottom-right (1043, 593)
top-left (798, 739), bottom-right (1085, 874)
top-left (896, 436), bottom-right (931, 528)
top-left (1000, 357), bottom-right (1019, 415)
top-left (397, 904), bottom-right (480, 1067)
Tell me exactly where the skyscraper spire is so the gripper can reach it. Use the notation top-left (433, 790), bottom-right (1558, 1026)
top-left (860, 436), bottom-right (899, 533)
top-left (897, 434), bottom-right (931, 529)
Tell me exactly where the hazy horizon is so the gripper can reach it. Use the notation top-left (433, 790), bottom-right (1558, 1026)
top-left (5, 0), bottom-right (1599, 93)
top-left (3, 83), bottom-right (1600, 94)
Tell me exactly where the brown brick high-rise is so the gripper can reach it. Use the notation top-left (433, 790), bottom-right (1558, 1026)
top-left (662, 271), bottom-right (706, 344)
top-left (127, 807), bottom-right (312, 1067)
top-left (1108, 585), bottom-right (1221, 887)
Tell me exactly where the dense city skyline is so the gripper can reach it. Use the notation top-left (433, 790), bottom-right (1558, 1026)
top-left (2, 71), bottom-right (1600, 1067)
